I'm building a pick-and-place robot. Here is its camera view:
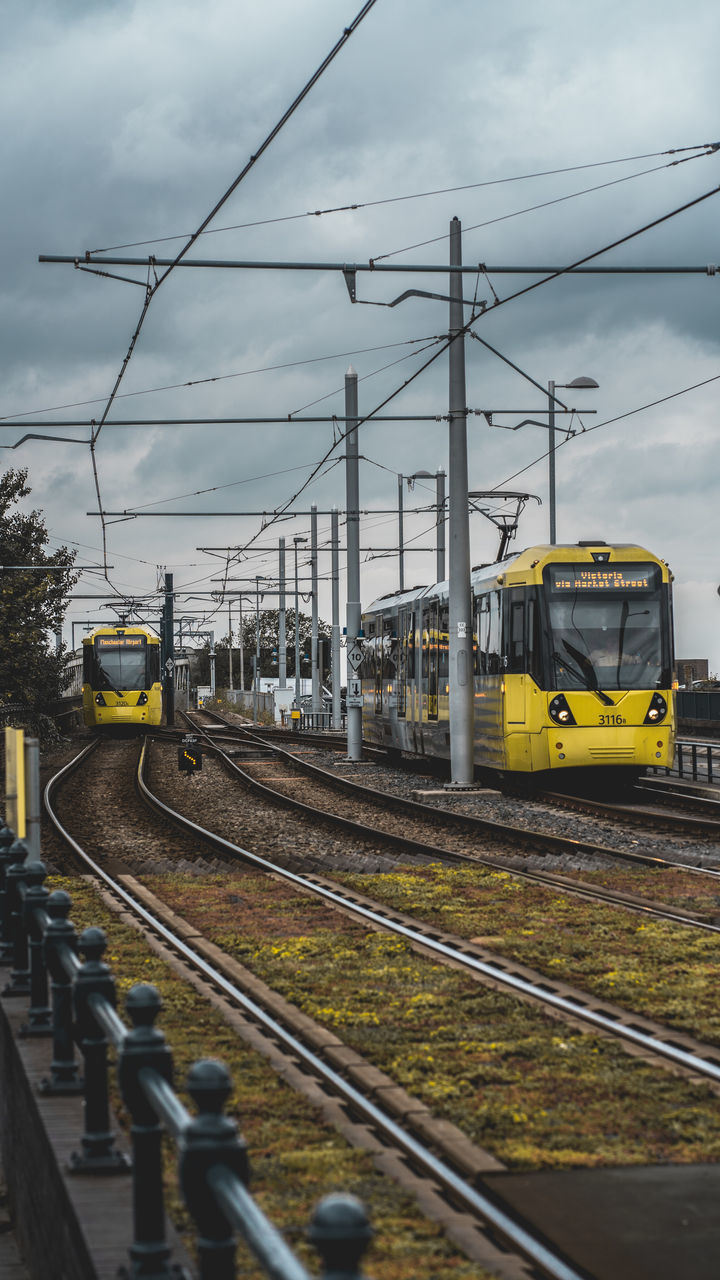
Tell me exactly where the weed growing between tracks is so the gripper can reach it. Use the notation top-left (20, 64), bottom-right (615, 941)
top-left (333, 864), bottom-right (720, 1047)
top-left (50, 875), bottom-right (486, 1280)
top-left (143, 870), bottom-right (720, 1173)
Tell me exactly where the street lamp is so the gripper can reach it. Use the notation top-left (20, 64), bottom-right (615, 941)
top-left (548, 377), bottom-right (599, 544)
top-left (293, 536), bottom-right (308, 708)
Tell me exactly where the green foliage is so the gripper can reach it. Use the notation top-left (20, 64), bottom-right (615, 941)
top-left (0, 469), bottom-right (77, 735)
top-left (194, 608), bottom-right (332, 688)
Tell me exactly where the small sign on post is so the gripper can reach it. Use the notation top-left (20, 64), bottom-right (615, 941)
top-left (346, 644), bottom-right (363, 674)
top-left (346, 677), bottom-right (363, 708)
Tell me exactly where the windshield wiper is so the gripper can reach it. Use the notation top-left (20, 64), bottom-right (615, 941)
top-left (560, 639), bottom-right (614, 706)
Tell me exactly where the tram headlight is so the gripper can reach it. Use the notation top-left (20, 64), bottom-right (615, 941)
top-left (94, 692), bottom-right (106, 706)
top-left (548, 694), bottom-right (576, 726)
top-left (137, 692), bottom-right (148, 705)
top-left (643, 692), bottom-right (667, 724)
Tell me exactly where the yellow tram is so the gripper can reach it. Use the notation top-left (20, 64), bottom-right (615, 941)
top-left (82, 626), bottom-right (163, 729)
top-left (361, 542), bottom-right (675, 778)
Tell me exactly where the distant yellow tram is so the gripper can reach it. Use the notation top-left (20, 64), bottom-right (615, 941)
top-left (361, 542), bottom-right (675, 779)
top-left (82, 626), bottom-right (162, 729)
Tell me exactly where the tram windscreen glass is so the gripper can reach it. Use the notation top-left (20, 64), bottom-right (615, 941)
top-left (543, 563), bottom-right (667, 691)
top-left (92, 636), bottom-right (150, 691)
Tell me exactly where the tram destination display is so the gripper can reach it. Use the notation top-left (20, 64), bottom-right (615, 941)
top-left (546, 564), bottom-right (658, 593)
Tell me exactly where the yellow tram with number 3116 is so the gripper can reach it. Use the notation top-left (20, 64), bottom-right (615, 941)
top-left (82, 626), bottom-right (163, 729)
top-left (361, 541), bottom-right (675, 779)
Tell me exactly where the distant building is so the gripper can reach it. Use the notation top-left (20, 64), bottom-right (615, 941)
top-left (675, 658), bottom-right (709, 687)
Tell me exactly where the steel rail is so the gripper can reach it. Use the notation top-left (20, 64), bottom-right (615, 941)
top-left (43, 741), bottom-right (584, 1280)
top-left (186, 719), bottom-right (720, 933)
top-left (188, 711), bottom-right (720, 880)
top-left (132, 734), bottom-right (720, 1088)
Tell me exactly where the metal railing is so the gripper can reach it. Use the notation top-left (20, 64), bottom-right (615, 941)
top-left (673, 739), bottom-right (720, 784)
top-left (0, 828), bottom-right (373, 1279)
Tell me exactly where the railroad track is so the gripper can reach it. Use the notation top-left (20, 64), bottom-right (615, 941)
top-left (42, 733), bottom-right (720, 1276)
top-left (45, 736), bottom-right (720, 1086)
top-left (181, 712), bottom-right (720, 920)
top-left (42, 738), bottom-right (586, 1280)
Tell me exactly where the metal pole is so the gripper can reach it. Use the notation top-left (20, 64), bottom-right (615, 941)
top-left (238, 598), bottom-right (244, 690)
top-left (436, 469), bottom-right (446, 582)
top-left (254, 578), bottom-right (260, 722)
top-left (209, 634), bottom-right (216, 699)
top-left (331, 509), bottom-right (341, 729)
top-left (164, 572), bottom-right (175, 727)
top-left (311, 506), bottom-right (321, 714)
top-left (398, 474), bottom-right (405, 593)
top-left (227, 600), bottom-right (233, 692)
top-left (294, 540), bottom-right (302, 707)
top-left (548, 379), bottom-right (556, 544)
top-left (345, 368), bottom-right (363, 761)
top-left (447, 218), bottom-right (474, 788)
top-left (279, 538), bottom-right (287, 689)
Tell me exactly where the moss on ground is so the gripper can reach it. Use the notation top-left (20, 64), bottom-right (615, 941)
top-left (140, 869), bottom-right (720, 1173)
top-left (51, 875), bottom-right (486, 1280)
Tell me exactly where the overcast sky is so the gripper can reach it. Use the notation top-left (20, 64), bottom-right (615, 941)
top-left (3, 0), bottom-right (719, 667)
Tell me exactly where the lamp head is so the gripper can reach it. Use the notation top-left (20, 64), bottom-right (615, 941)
top-left (564, 376), bottom-right (599, 390)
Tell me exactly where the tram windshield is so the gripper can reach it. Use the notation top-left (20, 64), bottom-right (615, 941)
top-left (86, 636), bottom-right (155, 692)
top-left (543, 563), bottom-right (668, 691)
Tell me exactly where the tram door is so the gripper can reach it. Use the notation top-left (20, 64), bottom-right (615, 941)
top-left (427, 601), bottom-right (439, 720)
top-left (374, 614), bottom-right (384, 714)
top-left (397, 608), bottom-right (408, 718)
top-left (505, 589), bottom-right (527, 724)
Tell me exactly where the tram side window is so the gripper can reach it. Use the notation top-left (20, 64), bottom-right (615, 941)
top-left (407, 610), bottom-right (416, 680)
top-left (526, 592), bottom-right (542, 684)
top-left (397, 609), bottom-right (406, 717)
top-left (486, 591), bottom-right (502, 674)
top-left (506, 589), bottom-right (525, 674)
top-left (427, 602), bottom-right (439, 719)
top-left (439, 604), bottom-right (449, 683)
top-left (148, 645), bottom-right (160, 684)
top-left (474, 595), bottom-right (488, 674)
top-left (375, 618), bottom-right (384, 714)
top-left (360, 621), bottom-right (376, 681)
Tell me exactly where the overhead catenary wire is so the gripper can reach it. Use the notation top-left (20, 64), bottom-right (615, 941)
top-left (0, 336), bottom-right (441, 424)
top-left (221, 180), bottom-right (720, 564)
top-left (370, 143), bottom-right (720, 264)
top-left (76, 0), bottom-right (381, 581)
top-left (493, 371), bottom-right (720, 494)
top-left (87, 141), bottom-right (717, 254)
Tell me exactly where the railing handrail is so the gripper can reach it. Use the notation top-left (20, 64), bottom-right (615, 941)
top-left (0, 830), bottom-right (372, 1280)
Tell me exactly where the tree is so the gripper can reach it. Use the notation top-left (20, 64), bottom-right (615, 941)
top-left (192, 608), bottom-right (332, 688)
top-left (0, 469), bottom-right (77, 735)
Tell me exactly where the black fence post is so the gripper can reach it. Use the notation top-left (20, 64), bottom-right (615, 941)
top-left (179, 1060), bottom-right (249, 1280)
top-left (39, 889), bottom-right (83, 1094)
top-left (0, 825), bottom-right (16, 964)
top-left (70, 926), bottom-right (130, 1174)
top-left (117, 983), bottom-right (176, 1278)
top-left (307, 1194), bottom-right (373, 1279)
top-left (20, 860), bottom-right (52, 1036)
top-left (2, 842), bottom-right (31, 997)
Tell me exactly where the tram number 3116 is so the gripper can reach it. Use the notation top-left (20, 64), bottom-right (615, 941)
top-left (599, 713), bottom-right (626, 726)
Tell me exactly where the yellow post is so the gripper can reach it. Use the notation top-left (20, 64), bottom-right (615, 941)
top-left (4, 727), bottom-right (26, 838)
